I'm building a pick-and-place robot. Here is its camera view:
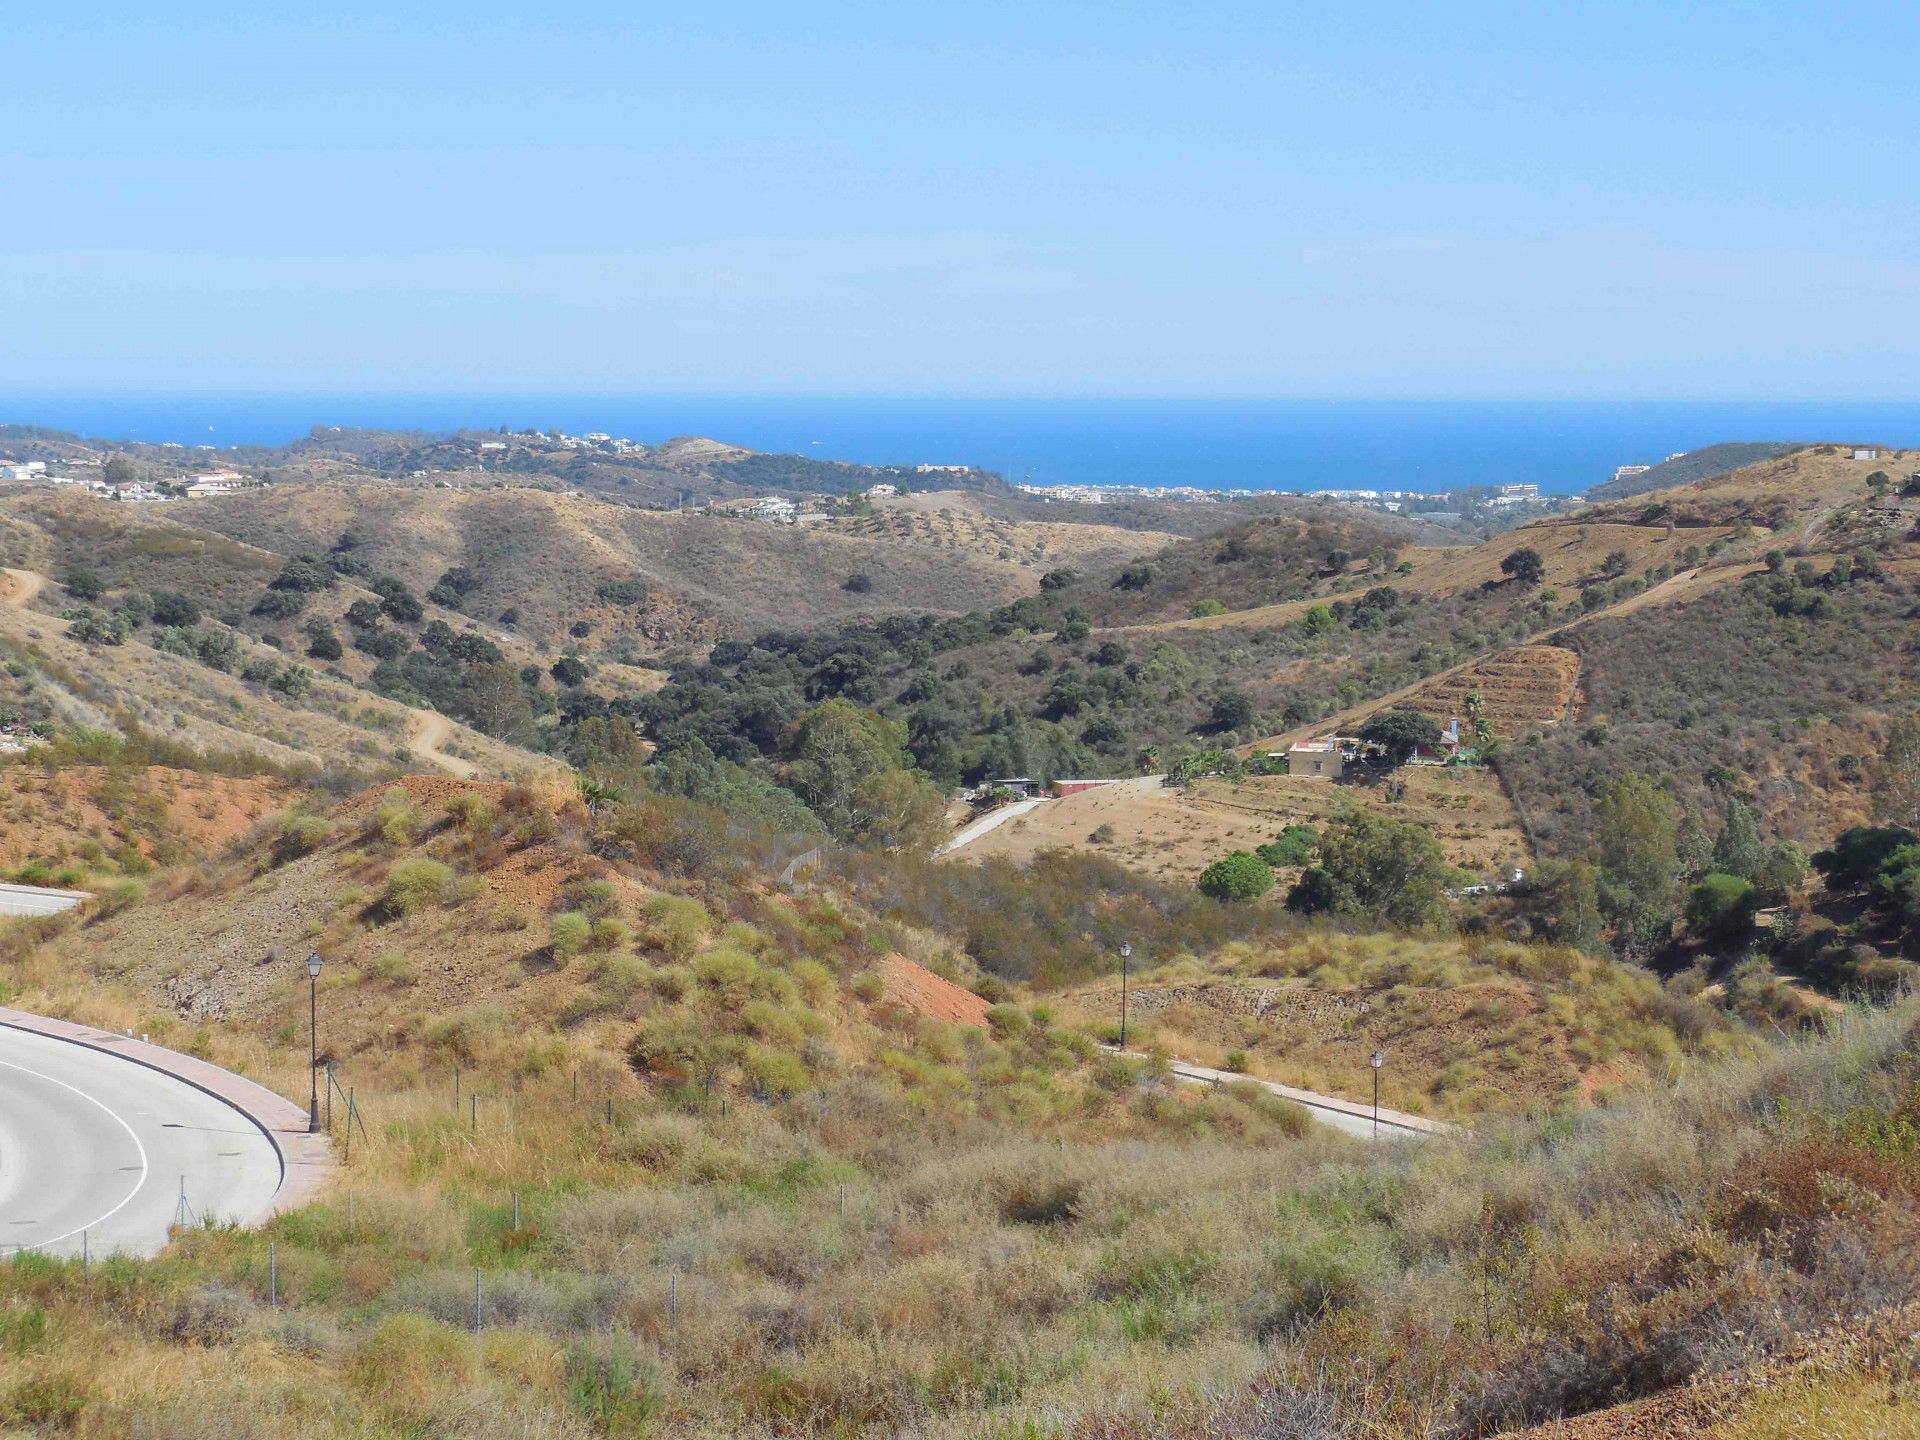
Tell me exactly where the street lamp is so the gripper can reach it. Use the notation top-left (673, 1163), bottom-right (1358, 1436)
top-left (1369, 1050), bottom-right (1385, 1139)
top-left (1118, 942), bottom-right (1132, 1050)
top-left (306, 951), bottom-right (324, 1134)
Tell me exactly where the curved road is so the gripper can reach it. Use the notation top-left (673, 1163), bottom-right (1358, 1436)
top-left (0, 1026), bottom-right (285, 1258)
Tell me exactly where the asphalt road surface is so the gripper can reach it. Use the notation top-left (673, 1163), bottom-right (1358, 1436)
top-left (0, 1025), bottom-right (283, 1258)
top-left (0, 883), bottom-right (91, 917)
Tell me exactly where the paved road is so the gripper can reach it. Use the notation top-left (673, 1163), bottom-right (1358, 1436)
top-left (1108, 1046), bottom-right (1455, 1142)
top-left (0, 882), bottom-right (91, 918)
top-left (0, 1025), bottom-right (284, 1258)
top-left (933, 797), bottom-right (1048, 856)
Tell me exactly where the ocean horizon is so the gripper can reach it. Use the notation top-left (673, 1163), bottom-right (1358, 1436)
top-left (6, 396), bottom-right (1919, 496)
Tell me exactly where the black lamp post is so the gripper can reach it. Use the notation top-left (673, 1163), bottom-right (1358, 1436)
top-left (1369, 1049), bottom-right (1385, 1139)
top-left (1119, 942), bottom-right (1132, 1049)
top-left (306, 951), bottom-right (323, 1133)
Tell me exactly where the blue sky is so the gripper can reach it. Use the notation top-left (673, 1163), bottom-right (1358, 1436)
top-left (4, 2), bottom-right (1917, 397)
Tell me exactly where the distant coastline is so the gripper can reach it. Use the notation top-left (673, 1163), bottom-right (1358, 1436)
top-left (5, 396), bottom-right (1920, 497)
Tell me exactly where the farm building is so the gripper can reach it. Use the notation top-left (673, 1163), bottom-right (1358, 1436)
top-left (1284, 738), bottom-right (1347, 780)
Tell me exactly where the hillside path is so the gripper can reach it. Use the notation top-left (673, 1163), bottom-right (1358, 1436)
top-left (0, 568), bottom-right (48, 608)
top-left (404, 709), bottom-right (478, 778)
top-left (1111, 1044), bottom-right (1455, 1140)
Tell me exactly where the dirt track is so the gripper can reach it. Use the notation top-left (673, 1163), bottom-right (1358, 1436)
top-left (1, 568), bottom-right (49, 608)
top-left (404, 709), bottom-right (478, 778)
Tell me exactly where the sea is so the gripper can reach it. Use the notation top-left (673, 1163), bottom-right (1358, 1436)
top-left (7, 396), bottom-right (1920, 497)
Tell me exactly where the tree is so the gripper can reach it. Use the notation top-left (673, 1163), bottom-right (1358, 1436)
top-left (1873, 715), bottom-right (1920, 832)
top-left (102, 455), bottom-right (136, 486)
top-left (851, 768), bottom-right (946, 850)
top-left (1712, 797), bottom-right (1766, 879)
top-left (843, 573), bottom-right (873, 593)
top-left (782, 699), bottom-right (915, 841)
top-left (1039, 568), bottom-right (1077, 592)
top-left (65, 608), bottom-right (128, 646)
top-left (150, 590), bottom-right (200, 628)
top-left (1255, 823), bottom-right (1318, 867)
top-left (1114, 563), bottom-right (1154, 591)
top-left (1288, 807), bottom-right (1451, 930)
top-left (373, 576), bottom-right (423, 624)
top-left (1359, 708), bottom-right (1442, 763)
top-left (1301, 603), bottom-right (1335, 637)
top-left (551, 655), bottom-right (590, 687)
top-left (1500, 547), bottom-right (1546, 586)
top-left (1538, 858), bottom-right (1605, 954)
top-left (1197, 851), bottom-right (1275, 902)
top-left (1209, 689), bottom-right (1255, 733)
top-left (1595, 773), bottom-right (1682, 953)
top-left (306, 625), bottom-right (343, 661)
top-left (344, 598), bottom-right (383, 630)
top-left (460, 662), bottom-right (539, 745)
top-left (59, 568), bottom-right (105, 601)
top-left (1054, 607), bottom-right (1091, 645)
top-left (1599, 549), bottom-right (1632, 579)
top-left (1686, 872), bottom-right (1759, 948)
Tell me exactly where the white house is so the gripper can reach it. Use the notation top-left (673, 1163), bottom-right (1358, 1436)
top-left (742, 496), bottom-right (797, 523)
top-left (1852, 447), bottom-right (1882, 461)
top-left (0, 461), bottom-right (46, 481)
top-left (866, 483), bottom-right (899, 499)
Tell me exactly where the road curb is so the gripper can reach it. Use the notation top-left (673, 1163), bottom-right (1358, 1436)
top-left (0, 1007), bottom-right (335, 1221)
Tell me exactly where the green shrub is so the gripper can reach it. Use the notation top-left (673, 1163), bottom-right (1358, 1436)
top-left (692, 945), bottom-right (759, 999)
top-left (642, 894), bottom-right (710, 959)
top-left (850, 972), bottom-right (885, 1002)
top-left (371, 952), bottom-right (414, 984)
top-left (744, 1046), bottom-right (809, 1098)
top-left (445, 794), bottom-right (496, 835)
top-left (270, 814), bottom-right (333, 866)
top-left (588, 917), bottom-right (630, 951)
top-left (379, 859), bottom-right (452, 917)
top-left (986, 1003), bottom-right (1031, 1039)
top-left (550, 911), bottom-right (592, 959)
top-left (1223, 1050), bottom-right (1249, 1072)
top-left (371, 788), bottom-right (421, 846)
top-left (1198, 851), bottom-right (1275, 902)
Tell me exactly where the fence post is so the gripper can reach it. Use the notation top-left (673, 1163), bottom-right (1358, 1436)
top-left (512, 1191), bottom-right (520, 1229)
top-left (325, 1061), bottom-right (333, 1132)
top-left (670, 1273), bottom-right (678, 1340)
top-left (454, 1066), bottom-right (461, 1111)
top-left (470, 1092), bottom-right (477, 1132)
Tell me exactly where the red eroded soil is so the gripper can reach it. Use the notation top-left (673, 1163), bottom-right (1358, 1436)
top-left (877, 954), bottom-right (991, 1028)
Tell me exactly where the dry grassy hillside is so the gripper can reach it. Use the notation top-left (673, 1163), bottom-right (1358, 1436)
top-left (5, 771), bottom-right (1908, 1440)
top-left (0, 600), bottom-right (539, 779)
top-left (844, 492), bottom-right (1176, 572)
top-left (178, 484), bottom-right (1090, 650)
top-left (1052, 929), bottom-right (1692, 1117)
top-left (0, 765), bottom-right (294, 872)
top-left (958, 766), bottom-right (1527, 888)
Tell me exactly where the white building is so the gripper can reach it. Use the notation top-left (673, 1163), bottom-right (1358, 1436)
top-left (1852, 447), bottom-right (1882, 461)
top-left (866, 483), bottom-right (899, 499)
top-left (915, 463), bottom-right (970, 474)
top-left (0, 461), bottom-right (47, 481)
top-left (1612, 464), bottom-right (1652, 484)
top-left (741, 496), bottom-right (797, 523)
top-left (183, 472), bottom-right (251, 497)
